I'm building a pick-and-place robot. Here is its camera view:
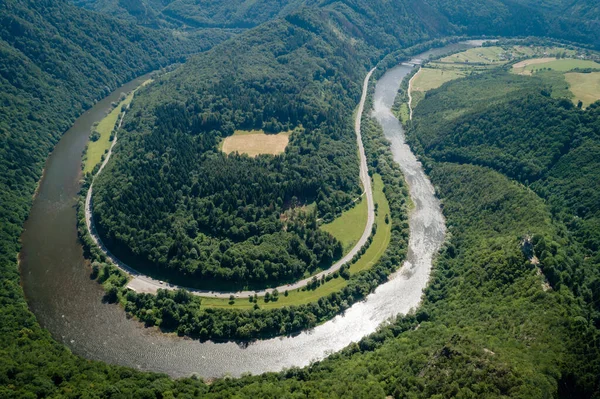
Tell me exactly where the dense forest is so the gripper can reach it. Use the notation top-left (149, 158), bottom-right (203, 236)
top-left (89, 3), bottom-right (462, 287)
top-left (405, 68), bottom-right (600, 395)
top-left (0, 0), bottom-right (226, 281)
top-left (2, 0), bottom-right (600, 397)
top-left (72, 0), bottom-right (317, 29)
top-left (72, 0), bottom-right (600, 49)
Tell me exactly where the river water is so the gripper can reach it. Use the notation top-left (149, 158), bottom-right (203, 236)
top-left (20, 42), bottom-right (477, 378)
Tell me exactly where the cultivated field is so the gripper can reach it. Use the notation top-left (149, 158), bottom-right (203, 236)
top-left (221, 129), bottom-right (291, 157)
top-left (565, 72), bottom-right (600, 107)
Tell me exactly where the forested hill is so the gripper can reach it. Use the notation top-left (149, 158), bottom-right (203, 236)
top-left (72, 0), bottom-right (600, 48)
top-left (0, 0), bottom-right (226, 269)
top-left (72, 0), bottom-right (319, 29)
top-left (90, 5), bottom-right (456, 287)
top-left (405, 71), bottom-right (600, 394)
top-left (0, 1), bottom-right (225, 393)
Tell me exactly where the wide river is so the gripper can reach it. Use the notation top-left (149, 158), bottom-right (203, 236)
top-left (20, 42), bottom-right (476, 378)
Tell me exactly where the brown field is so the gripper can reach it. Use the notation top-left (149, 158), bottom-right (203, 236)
top-left (221, 129), bottom-right (291, 157)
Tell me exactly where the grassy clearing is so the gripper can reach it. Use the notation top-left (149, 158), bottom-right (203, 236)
top-left (84, 92), bottom-right (134, 173)
top-left (440, 46), bottom-right (510, 65)
top-left (349, 174), bottom-right (391, 274)
top-left (201, 173), bottom-right (392, 309)
top-left (412, 68), bottom-right (465, 92)
top-left (513, 58), bottom-right (600, 75)
top-left (221, 129), bottom-right (291, 157)
top-left (565, 72), bottom-right (600, 107)
top-left (321, 195), bottom-right (368, 253)
top-left (84, 79), bottom-right (152, 174)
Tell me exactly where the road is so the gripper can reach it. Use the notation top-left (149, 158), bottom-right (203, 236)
top-left (85, 68), bottom-right (376, 299)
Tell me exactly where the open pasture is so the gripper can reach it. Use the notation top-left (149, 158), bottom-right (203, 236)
top-left (513, 58), bottom-right (600, 75)
top-left (565, 72), bottom-right (600, 107)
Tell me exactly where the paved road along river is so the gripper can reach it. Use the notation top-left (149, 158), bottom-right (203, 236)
top-left (20, 42), bottom-right (477, 378)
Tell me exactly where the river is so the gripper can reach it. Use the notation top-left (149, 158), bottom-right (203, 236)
top-left (19, 41), bottom-right (477, 378)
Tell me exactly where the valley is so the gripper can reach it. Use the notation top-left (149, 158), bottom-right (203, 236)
top-left (2, 0), bottom-right (600, 396)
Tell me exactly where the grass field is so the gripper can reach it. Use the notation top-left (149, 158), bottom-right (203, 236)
top-left (321, 195), bottom-right (368, 253)
top-left (348, 174), bottom-right (391, 274)
top-left (565, 72), bottom-right (600, 107)
top-left (84, 79), bottom-right (152, 173)
top-left (440, 46), bottom-right (509, 65)
top-left (512, 58), bottom-right (600, 75)
top-left (221, 129), bottom-right (291, 157)
top-left (84, 92), bottom-right (134, 173)
top-left (201, 174), bottom-right (392, 309)
top-left (412, 68), bottom-right (465, 93)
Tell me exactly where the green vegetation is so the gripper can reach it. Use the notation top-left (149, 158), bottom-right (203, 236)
top-left (513, 57), bottom-right (600, 74)
top-left (566, 71), bottom-right (600, 107)
top-left (321, 195), bottom-right (367, 253)
top-left (83, 91), bottom-right (133, 173)
top-left (348, 174), bottom-right (391, 274)
top-left (3, 0), bottom-right (600, 396)
top-left (73, 0), bottom-right (315, 29)
top-left (192, 173), bottom-right (391, 309)
top-left (405, 68), bottom-right (600, 396)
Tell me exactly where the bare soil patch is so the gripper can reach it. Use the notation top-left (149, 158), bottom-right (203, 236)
top-left (221, 130), bottom-right (291, 157)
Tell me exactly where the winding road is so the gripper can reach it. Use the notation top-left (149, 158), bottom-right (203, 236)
top-left (85, 68), bottom-right (377, 299)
